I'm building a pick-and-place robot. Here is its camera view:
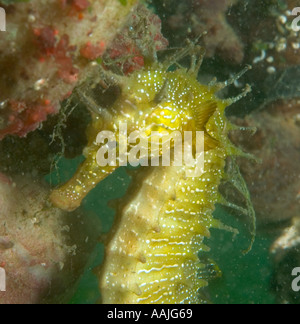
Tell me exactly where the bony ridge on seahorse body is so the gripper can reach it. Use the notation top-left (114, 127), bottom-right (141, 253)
top-left (50, 42), bottom-right (256, 304)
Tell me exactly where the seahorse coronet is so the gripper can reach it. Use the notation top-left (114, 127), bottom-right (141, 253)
top-left (50, 43), bottom-right (255, 304)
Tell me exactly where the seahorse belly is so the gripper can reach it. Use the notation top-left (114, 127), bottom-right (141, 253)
top-left (100, 146), bottom-right (226, 304)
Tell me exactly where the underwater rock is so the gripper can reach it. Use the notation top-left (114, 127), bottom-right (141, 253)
top-left (0, 100), bottom-right (91, 177)
top-left (164, 0), bottom-right (244, 63)
top-left (0, 0), bottom-right (138, 139)
top-left (0, 175), bottom-right (101, 304)
top-left (192, 0), bottom-right (244, 63)
top-left (104, 4), bottom-right (169, 75)
top-left (230, 99), bottom-right (300, 227)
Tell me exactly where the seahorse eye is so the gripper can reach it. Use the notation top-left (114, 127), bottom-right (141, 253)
top-left (145, 103), bottom-right (182, 135)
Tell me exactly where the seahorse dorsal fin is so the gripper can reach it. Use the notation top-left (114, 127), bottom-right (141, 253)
top-left (194, 100), bottom-right (218, 129)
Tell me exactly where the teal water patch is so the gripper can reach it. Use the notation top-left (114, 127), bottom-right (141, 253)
top-left (45, 155), bottom-right (85, 187)
top-left (68, 243), bottom-right (104, 304)
top-left (208, 206), bottom-right (276, 304)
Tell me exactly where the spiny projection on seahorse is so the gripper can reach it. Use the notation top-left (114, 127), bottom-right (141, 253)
top-left (50, 42), bottom-right (256, 304)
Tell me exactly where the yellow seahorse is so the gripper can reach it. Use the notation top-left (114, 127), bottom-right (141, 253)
top-left (50, 43), bottom-right (255, 304)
